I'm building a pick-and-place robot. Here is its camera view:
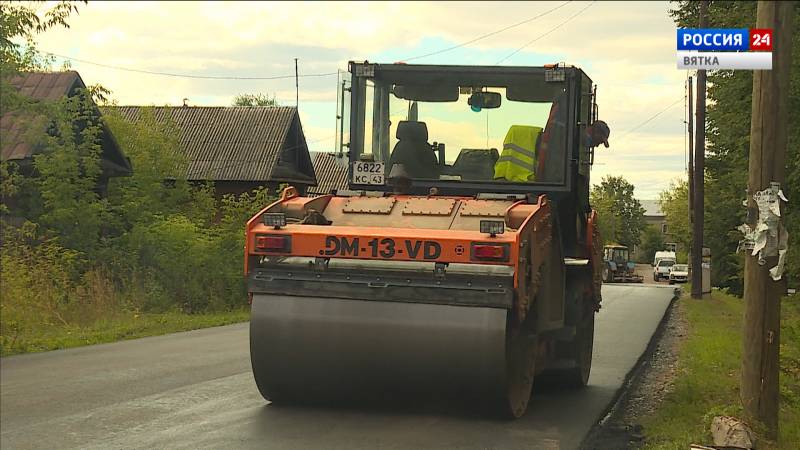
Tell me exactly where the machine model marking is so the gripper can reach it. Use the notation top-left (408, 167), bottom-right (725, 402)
top-left (322, 236), bottom-right (442, 259)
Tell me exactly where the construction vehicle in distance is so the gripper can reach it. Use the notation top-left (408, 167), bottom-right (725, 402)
top-left (602, 244), bottom-right (643, 283)
top-left (246, 61), bottom-right (605, 418)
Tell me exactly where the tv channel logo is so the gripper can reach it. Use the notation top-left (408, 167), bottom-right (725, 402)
top-left (678, 28), bottom-right (749, 51)
top-left (676, 28), bottom-right (773, 70)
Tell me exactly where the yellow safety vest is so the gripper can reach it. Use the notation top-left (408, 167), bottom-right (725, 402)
top-left (493, 125), bottom-right (543, 182)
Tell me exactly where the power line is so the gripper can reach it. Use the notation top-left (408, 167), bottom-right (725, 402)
top-left (401, 1), bottom-right (572, 62)
top-left (615, 98), bottom-right (684, 142)
top-left (495, 1), bottom-right (596, 64)
top-left (46, 2), bottom-right (572, 81)
top-left (44, 51), bottom-right (339, 81)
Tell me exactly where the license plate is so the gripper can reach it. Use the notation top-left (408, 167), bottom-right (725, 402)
top-left (352, 161), bottom-right (385, 185)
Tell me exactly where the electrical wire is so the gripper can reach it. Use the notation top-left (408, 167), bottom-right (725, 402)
top-left (45, 2), bottom-right (573, 80)
top-left (401, 1), bottom-right (572, 62)
top-left (43, 51), bottom-right (339, 80)
top-left (615, 98), bottom-right (684, 143)
top-left (495, 1), bottom-right (596, 65)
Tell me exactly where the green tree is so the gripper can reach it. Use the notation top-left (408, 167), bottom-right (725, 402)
top-left (658, 178), bottom-right (691, 253)
top-left (232, 93), bottom-right (279, 107)
top-left (103, 107), bottom-right (199, 227)
top-left (1, 1), bottom-right (82, 200)
top-left (0, 1), bottom-right (107, 254)
top-left (590, 175), bottom-right (646, 248)
top-left (670, 1), bottom-right (800, 293)
top-left (0, 1), bottom-right (78, 70)
top-left (640, 225), bottom-right (666, 265)
top-left (32, 89), bottom-right (107, 253)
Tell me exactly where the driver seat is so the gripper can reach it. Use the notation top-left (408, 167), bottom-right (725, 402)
top-left (388, 121), bottom-right (439, 179)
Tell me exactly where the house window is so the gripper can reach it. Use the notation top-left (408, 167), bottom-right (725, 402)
top-left (661, 223), bottom-right (668, 234)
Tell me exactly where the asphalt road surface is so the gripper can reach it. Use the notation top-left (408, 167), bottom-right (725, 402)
top-left (1, 285), bottom-right (675, 450)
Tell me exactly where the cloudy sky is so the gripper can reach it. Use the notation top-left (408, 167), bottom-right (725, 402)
top-left (35, 0), bottom-right (691, 199)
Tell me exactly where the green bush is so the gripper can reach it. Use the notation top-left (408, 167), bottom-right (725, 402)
top-left (121, 214), bottom-right (250, 313)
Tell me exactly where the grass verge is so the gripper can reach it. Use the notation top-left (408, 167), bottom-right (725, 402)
top-left (641, 289), bottom-right (800, 449)
top-left (0, 308), bottom-right (250, 357)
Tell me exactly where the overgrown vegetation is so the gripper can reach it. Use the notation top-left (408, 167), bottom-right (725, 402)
top-left (232, 93), bottom-right (279, 107)
top-left (658, 178), bottom-right (690, 254)
top-left (641, 291), bottom-right (800, 449)
top-left (640, 225), bottom-right (666, 265)
top-left (0, 2), bottom-right (274, 356)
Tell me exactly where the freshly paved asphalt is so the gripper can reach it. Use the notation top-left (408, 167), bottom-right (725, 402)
top-left (1, 284), bottom-right (675, 450)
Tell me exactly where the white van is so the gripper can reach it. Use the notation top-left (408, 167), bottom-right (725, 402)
top-left (653, 250), bottom-right (677, 282)
top-left (653, 251), bottom-right (677, 267)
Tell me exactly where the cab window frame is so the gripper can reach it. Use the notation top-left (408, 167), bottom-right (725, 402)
top-left (347, 64), bottom-right (584, 197)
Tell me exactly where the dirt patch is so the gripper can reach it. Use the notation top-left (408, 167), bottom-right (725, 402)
top-left (635, 264), bottom-right (655, 285)
top-left (581, 291), bottom-right (688, 449)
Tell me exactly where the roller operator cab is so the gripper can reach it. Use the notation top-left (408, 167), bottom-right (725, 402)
top-left (246, 62), bottom-right (606, 418)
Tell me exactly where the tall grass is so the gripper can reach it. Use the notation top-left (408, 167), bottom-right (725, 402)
top-left (642, 291), bottom-right (800, 449)
top-left (0, 185), bottom-right (276, 356)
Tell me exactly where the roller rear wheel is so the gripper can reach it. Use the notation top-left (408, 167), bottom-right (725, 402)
top-left (503, 331), bottom-right (537, 418)
top-left (560, 312), bottom-right (595, 387)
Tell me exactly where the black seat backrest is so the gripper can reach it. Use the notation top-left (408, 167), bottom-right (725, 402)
top-left (389, 121), bottom-right (439, 179)
top-left (451, 148), bottom-right (499, 180)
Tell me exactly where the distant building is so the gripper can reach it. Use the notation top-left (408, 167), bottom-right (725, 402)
top-left (308, 152), bottom-right (349, 196)
top-left (1, 71), bottom-right (133, 195)
top-left (640, 199), bottom-right (667, 235)
top-left (635, 199), bottom-right (671, 261)
top-left (109, 106), bottom-right (316, 196)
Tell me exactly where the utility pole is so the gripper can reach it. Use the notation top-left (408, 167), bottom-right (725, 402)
top-left (691, 1), bottom-right (707, 299)
top-left (741, 0), bottom-right (794, 440)
top-left (687, 75), bottom-right (694, 227)
top-left (294, 58), bottom-right (299, 108)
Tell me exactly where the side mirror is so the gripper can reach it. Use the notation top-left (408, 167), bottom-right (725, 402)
top-left (468, 91), bottom-right (501, 111)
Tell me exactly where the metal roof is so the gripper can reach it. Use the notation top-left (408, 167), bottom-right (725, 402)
top-left (109, 106), bottom-right (315, 184)
top-left (1, 71), bottom-right (132, 176)
top-left (2, 72), bottom-right (83, 161)
top-left (308, 152), bottom-right (349, 195)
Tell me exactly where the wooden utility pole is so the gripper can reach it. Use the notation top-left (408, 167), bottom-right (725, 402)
top-left (294, 58), bottom-right (299, 108)
top-left (687, 76), bottom-right (694, 227)
top-left (741, 0), bottom-right (794, 440)
top-left (691, 1), bottom-right (707, 299)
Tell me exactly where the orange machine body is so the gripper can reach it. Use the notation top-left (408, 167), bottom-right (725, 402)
top-left (245, 188), bottom-right (551, 289)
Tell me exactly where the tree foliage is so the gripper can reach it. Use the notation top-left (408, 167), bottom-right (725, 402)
top-left (232, 93), bottom-right (279, 107)
top-left (658, 178), bottom-right (691, 253)
top-left (670, 1), bottom-right (800, 294)
top-left (640, 225), bottom-right (666, 266)
top-left (590, 175), bottom-right (646, 248)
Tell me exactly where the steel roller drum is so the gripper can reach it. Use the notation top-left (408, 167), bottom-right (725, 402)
top-left (250, 294), bottom-right (514, 405)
